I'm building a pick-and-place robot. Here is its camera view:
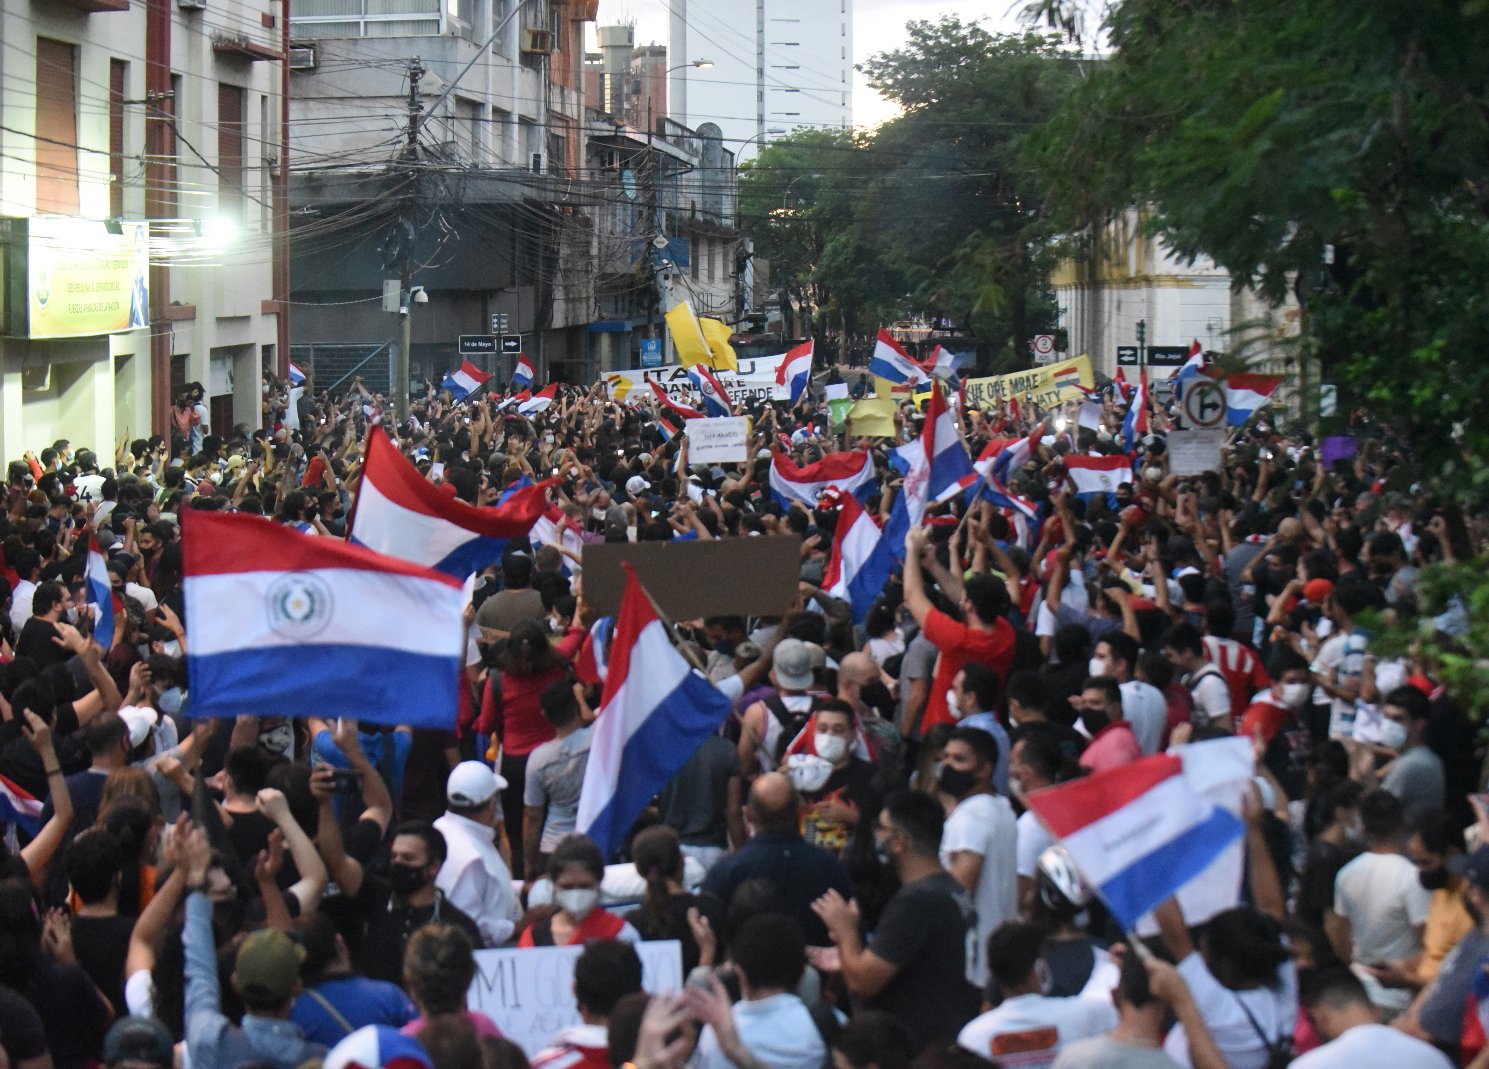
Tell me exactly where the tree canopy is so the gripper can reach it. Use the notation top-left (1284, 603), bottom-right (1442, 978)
top-left (738, 20), bottom-right (1081, 370)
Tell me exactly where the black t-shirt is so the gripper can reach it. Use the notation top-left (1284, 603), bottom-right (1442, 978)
top-left (1297, 838), bottom-right (1355, 931)
top-left (27, 961), bottom-right (112, 1069)
top-left (657, 737), bottom-right (739, 848)
top-left (15, 618), bottom-right (68, 669)
top-left (357, 877), bottom-right (484, 984)
top-left (623, 892), bottom-right (727, 973)
top-left (224, 808), bottom-right (277, 869)
top-left (0, 983), bottom-right (48, 1065)
top-left (0, 723), bottom-right (89, 800)
top-left (864, 871), bottom-right (979, 1047)
top-left (70, 913), bottom-right (135, 1016)
top-left (401, 729), bottom-right (458, 823)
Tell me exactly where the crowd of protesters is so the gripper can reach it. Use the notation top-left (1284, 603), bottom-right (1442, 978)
top-left (0, 358), bottom-right (1483, 1069)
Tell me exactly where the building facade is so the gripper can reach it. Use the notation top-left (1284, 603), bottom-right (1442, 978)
top-left (0, 0), bottom-right (286, 458)
top-left (668, 0), bottom-right (852, 162)
top-left (286, 0), bottom-right (602, 390)
top-left (1052, 210), bottom-right (1301, 386)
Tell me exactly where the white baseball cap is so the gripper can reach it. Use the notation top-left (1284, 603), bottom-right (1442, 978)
top-left (119, 705), bottom-right (158, 750)
top-left (625, 475), bottom-right (650, 496)
top-left (446, 761), bottom-right (506, 807)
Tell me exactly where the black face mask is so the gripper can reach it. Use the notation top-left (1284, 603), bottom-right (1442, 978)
top-left (937, 765), bottom-right (977, 799)
top-left (389, 863), bottom-right (431, 897)
top-left (1420, 867), bottom-right (1451, 892)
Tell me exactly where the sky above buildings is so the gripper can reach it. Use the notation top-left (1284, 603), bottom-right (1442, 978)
top-left (593, 0), bottom-right (1032, 133)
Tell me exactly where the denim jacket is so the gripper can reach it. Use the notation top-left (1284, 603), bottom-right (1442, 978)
top-left (183, 891), bottom-right (328, 1069)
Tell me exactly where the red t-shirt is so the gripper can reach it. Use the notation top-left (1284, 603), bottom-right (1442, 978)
top-left (479, 664), bottom-right (567, 755)
top-left (1239, 696), bottom-right (1292, 745)
top-left (920, 609), bottom-right (1016, 731)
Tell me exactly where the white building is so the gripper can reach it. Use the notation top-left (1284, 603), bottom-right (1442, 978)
top-left (1052, 210), bottom-right (1300, 384)
top-left (668, 0), bottom-right (852, 162)
top-left (0, 0), bottom-right (286, 457)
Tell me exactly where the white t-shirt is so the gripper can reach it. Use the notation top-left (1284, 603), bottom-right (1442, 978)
top-left (940, 792), bottom-right (1018, 988)
top-left (1016, 808), bottom-right (1054, 881)
top-left (957, 992), bottom-right (1116, 1068)
top-left (1119, 680), bottom-right (1167, 755)
top-left (1162, 952), bottom-right (1296, 1069)
top-left (1185, 665), bottom-right (1232, 725)
top-left (1289, 1023), bottom-right (1452, 1069)
top-left (1332, 851), bottom-right (1431, 1011)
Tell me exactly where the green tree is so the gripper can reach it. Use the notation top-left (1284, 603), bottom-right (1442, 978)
top-left (737, 21), bottom-right (1080, 368)
top-left (1025, 0), bottom-right (1489, 488)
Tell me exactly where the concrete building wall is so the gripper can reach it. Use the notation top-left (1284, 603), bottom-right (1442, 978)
top-left (1, 0), bottom-right (281, 457)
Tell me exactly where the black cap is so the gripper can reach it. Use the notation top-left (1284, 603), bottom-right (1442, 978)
top-left (1449, 845), bottom-right (1489, 888)
top-left (103, 1017), bottom-right (173, 1068)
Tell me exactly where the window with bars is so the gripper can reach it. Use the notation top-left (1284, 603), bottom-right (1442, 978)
top-left (109, 60), bottom-right (127, 218)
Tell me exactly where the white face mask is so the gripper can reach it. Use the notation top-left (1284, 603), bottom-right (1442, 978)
top-left (1280, 682), bottom-right (1311, 710)
top-left (259, 724), bottom-right (294, 758)
top-left (555, 887), bottom-right (599, 920)
top-left (1088, 657), bottom-right (1109, 679)
top-left (946, 688), bottom-right (965, 720)
top-left (814, 733), bottom-right (848, 764)
top-left (1378, 719), bottom-right (1409, 751)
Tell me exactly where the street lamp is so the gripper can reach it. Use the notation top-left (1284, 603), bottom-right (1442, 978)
top-left (665, 59), bottom-right (714, 74)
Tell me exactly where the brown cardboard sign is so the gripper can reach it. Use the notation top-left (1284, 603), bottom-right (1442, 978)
top-left (580, 536), bottom-right (802, 619)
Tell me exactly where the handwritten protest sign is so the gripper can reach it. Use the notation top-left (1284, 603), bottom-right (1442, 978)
top-left (469, 940), bottom-right (684, 1056)
top-left (686, 416), bottom-right (750, 464)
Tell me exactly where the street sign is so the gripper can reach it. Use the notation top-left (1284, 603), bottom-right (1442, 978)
top-left (1031, 335), bottom-right (1055, 362)
top-left (490, 313), bottom-right (509, 334)
top-left (459, 335), bottom-right (499, 355)
top-left (1147, 345), bottom-right (1192, 367)
top-left (640, 338), bottom-right (663, 368)
top-left (1116, 346), bottom-right (1139, 366)
top-left (1181, 379), bottom-right (1227, 428)
top-left (500, 335), bottom-right (523, 355)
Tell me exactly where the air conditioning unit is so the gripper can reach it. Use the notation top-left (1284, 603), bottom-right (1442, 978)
top-left (177, 0), bottom-right (205, 11)
top-left (288, 45), bottom-right (317, 70)
top-left (521, 27), bottom-right (553, 54)
top-left (529, 152), bottom-right (543, 174)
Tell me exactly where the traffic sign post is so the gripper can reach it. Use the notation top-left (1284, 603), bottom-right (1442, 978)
top-left (1031, 335), bottom-right (1056, 364)
top-left (490, 313), bottom-right (509, 334)
top-left (1181, 379), bottom-right (1227, 429)
top-left (500, 335), bottom-right (523, 355)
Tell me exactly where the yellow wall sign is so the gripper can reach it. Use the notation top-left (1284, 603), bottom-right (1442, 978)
top-left (28, 217), bottom-right (149, 339)
top-left (963, 354), bottom-right (1095, 410)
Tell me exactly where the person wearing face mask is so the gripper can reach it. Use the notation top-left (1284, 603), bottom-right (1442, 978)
top-left (1090, 632), bottom-right (1167, 757)
top-left (956, 922), bottom-right (1116, 1066)
top-left (1073, 677), bottom-right (1141, 775)
top-left (1239, 651), bottom-right (1314, 750)
top-left (359, 821), bottom-right (483, 984)
top-left (945, 665), bottom-right (1011, 795)
top-left (937, 728), bottom-right (1017, 990)
top-left (813, 790), bottom-right (980, 1047)
top-left (517, 834), bottom-right (639, 946)
top-left (1382, 810), bottom-right (1471, 989)
top-left (782, 702), bottom-right (877, 855)
top-left (1360, 686), bottom-right (1445, 824)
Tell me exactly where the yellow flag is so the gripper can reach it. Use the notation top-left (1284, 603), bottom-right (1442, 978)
top-left (847, 398), bottom-right (897, 438)
top-left (664, 301), bottom-right (712, 368)
top-left (699, 317), bottom-right (737, 372)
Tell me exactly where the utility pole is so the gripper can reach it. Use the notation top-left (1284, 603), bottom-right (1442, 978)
top-left (393, 58), bottom-right (423, 421)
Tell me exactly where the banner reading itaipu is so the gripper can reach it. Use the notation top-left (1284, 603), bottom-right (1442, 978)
top-left (963, 354), bottom-right (1095, 410)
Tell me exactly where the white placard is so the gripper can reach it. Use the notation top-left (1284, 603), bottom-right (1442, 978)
top-left (469, 940), bottom-right (683, 1056)
top-left (686, 416), bottom-right (751, 464)
top-left (824, 382), bottom-right (849, 401)
top-left (1167, 429), bottom-right (1225, 475)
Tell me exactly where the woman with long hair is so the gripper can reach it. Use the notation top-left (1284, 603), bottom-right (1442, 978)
top-left (623, 825), bottom-right (722, 972)
top-left (478, 618), bottom-right (568, 878)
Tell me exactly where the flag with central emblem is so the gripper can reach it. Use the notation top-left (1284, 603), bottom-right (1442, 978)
top-left (182, 509), bottom-right (466, 727)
